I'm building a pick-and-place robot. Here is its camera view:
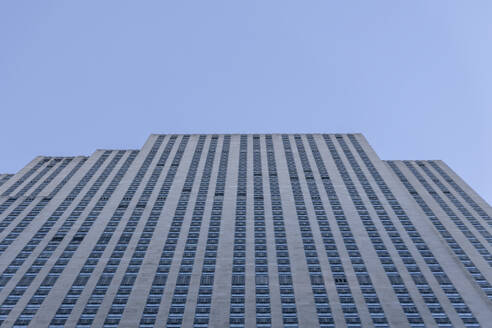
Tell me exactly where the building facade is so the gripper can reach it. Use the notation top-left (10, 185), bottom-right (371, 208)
top-left (0, 134), bottom-right (490, 328)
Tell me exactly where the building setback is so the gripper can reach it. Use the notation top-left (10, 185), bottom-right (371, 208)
top-left (0, 134), bottom-right (490, 328)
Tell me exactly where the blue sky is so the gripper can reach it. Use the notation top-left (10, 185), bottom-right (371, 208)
top-left (0, 1), bottom-right (491, 203)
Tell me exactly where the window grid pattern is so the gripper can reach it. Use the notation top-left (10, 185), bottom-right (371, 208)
top-left (427, 161), bottom-right (492, 227)
top-left (292, 135), bottom-right (365, 326)
top-left (336, 135), bottom-right (462, 326)
top-left (134, 135), bottom-right (206, 327)
top-left (0, 158), bottom-right (72, 238)
top-left (0, 134), bottom-right (488, 327)
top-left (1, 157), bottom-right (49, 198)
top-left (11, 150), bottom-right (133, 327)
top-left (304, 135), bottom-right (388, 327)
top-left (9, 158), bottom-right (60, 200)
top-left (229, 135), bottom-right (247, 328)
top-left (0, 158), bottom-right (86, 255)
top-left (0, 152), bottom-right (109, 311)
top-left (48, 136), bottom-right (168, 327)
top-left (0, 151), bottom-right (112, 325)
top-left (101, 136), bottom-right (199, 327)
top-left (388, 161), bottom-right (492, 300)
top-left (323, 135), bottom-right (431, 327)
top-left (135, 136), bottom-right (203, 327)
top-left (281, 135), bottom-right (334, 328)
top-left (0, 158), bottom-right (50, 214)
top-left (165, 136), bottom-right (218, 327)
top-left (265, 135), bottom-right (298, 327)
top-left (0, 174), bottom-right (14, 188)
top-left (190, 136), bottom-right (230, 327)
top-left (345, 135), bottom-right (479, 327)
top-left (75, 136), bottom-right (185, 328)
top-left (252, 135), bottom-right (272, 327)
top-left (416, 161), bottom-right (492, 250)
top-left (78, 136), bottom-right (186, 327)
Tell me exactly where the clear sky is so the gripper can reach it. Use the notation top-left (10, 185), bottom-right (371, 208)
top-left (1, 1), bottom-right (491, 204)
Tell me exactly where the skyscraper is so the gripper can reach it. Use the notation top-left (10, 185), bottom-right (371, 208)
top-left (0, 134), bottom-right (490, 328)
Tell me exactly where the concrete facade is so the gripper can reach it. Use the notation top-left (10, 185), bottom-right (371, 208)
top-left (0, 134), bottom-right (490, 327)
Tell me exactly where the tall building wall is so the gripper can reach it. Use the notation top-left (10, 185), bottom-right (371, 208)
top-left (0, 175), bottom-right (13, 188)
top-left (0, 134), bottom-right (490, 328)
